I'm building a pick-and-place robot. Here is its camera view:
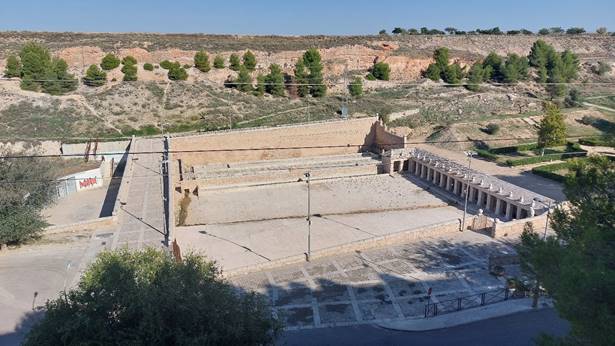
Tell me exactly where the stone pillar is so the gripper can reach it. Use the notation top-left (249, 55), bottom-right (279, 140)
top-left (495, 198), bottom-right (503, 216)
top-left (529, 207), bottom-right (536, 217)
top-left (410, 160), bottom-right (416, 173)
top-left (477, 190), bottom-right (485, 207)
top-left (420, 164), bottom-right (426, 179)
top-left (414, 161), bottom-right (420, 175)
top-left (439, 173), bottom-right (446, 188)
top-left (470, 187), bottom-right (478, 202)
top-left (486, 194), bottom-right (493, 211)
top-left (505, 202), bottom-right (513, 220)
top-left (516, 205), bottom-right (523, 219)
top-left (432, 170), bottom-right (438, 184)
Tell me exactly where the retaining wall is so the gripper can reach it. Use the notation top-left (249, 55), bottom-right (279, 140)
top-left (172, 117), bottom-right (379, 167)
top-left (45, 216), bottom-right (115, 234)
top-left (492, 214), bottom-right (549, 239)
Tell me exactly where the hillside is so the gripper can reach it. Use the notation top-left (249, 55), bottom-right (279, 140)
top-left (0, 32), bottom-right (614, 143)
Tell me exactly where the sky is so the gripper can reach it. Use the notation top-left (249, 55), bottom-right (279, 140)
top-left (2, 0), bottom-right (614, 35)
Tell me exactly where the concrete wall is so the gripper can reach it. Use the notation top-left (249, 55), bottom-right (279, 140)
top-left (374, 121), bottom-right (406, 150)
top-left (492, 214), bottom-right (548, 239)
top-left (62, 140), bottom-right (130, 162)
top-left (172, 117), bottom-right (379, 167)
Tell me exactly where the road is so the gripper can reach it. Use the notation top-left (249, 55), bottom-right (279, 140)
top-left (112, 137), bottom-right (168, 249)
top-left (279, 308), bottom-right (569, 346)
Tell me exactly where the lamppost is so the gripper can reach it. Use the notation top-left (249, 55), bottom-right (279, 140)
top-left (304, 172), bottom-right (312, 261)
top-left (530, 197), bottom-right (554, 308)
top-left (461, 150), bottom-right (477, 231)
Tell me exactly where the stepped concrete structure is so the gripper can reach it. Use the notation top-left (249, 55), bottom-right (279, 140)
top-left (382, 147), bottom-right (551, 220)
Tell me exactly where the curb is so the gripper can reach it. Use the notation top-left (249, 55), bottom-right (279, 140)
top-left (377, 298), bottom-right (552, 332)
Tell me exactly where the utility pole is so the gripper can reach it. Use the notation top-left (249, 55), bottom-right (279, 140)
top-left (531, 197), bottom-right (554, 308)
top-left (461, 150), bottom-right (476, 231)
top-left (305, 171), bottom-right (312, 261)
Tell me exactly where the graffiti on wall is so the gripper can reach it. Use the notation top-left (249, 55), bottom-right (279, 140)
top-left (79, 177), bottom-right (98, 189)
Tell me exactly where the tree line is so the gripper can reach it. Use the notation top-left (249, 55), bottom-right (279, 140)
top-left (383, 26), bottom-right (612, 36)
top-left (423, 40), bottom-right (580, 98)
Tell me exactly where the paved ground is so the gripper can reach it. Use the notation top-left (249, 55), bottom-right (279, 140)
top-left (177, 206), bottom-right (463, 271)
top-left (186, 174), bottom-right (455, 225)
top-left (279, 308), bottom-right (570, 346)
top-left (230, 231), bottom-right (516, 330)
top-left (418, 144), bottom-right (566, 201)
top-left (112, 138), bottom-right (167, 250)
top-left (43, 185), bottom-right (110, 226)
top-left (0, 229), bottom-right (113, 345)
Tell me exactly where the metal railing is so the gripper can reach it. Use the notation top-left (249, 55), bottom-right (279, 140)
top-left (424, 288), bottom-right (529, 318)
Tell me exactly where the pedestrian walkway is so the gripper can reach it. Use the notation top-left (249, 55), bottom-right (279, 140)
top-left (112, 138), bottom-right (167, 250)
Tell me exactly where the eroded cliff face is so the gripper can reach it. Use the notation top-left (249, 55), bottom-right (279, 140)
top-left (1, 32), bottom-right (614, 82)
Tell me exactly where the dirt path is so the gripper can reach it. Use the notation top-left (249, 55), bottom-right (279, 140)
top-left (583, 101), bottom-right (615, 113)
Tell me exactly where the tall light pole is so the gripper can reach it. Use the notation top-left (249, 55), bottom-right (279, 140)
top-left (304, 171), bottom-right (312, 261)
top-left (531, 197), bottom-right (554, 308)
top-left (461, 151), bottom-right (476, 231)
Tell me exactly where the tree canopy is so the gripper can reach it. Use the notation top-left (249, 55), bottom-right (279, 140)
top-left (243, 50), bottom-right (257, 71)
top-left (167, 62), bottom-right (188, 81)
top-left (194, 51), bottom-right (211, 72)
top-left (371, 62), bottom-right (391, 81)
top-left (4, 55), bottom-right (21, 78)
top-left (265, 64), bottom-right (285, 97)
top-left (24, 248), bottom-right (281, 345)
top-left (537, 103), bottom-right (566, 150)
top-left (302, 49), bottom-right (326, 97)
top-left (348, 76), bottom-right (363, 97)
top-left (18, 42), bottom-right (77, 95)
top-left (229, 54), bottom-right (241, 71)
top-left (100, 53), bottom-right (120, 70)
top-left (83, 64), bottom-right (107, 87)
top-left (213, 55), bottom-right (225, 69)
top-left (293, 59), bottom-right (309, 97)
top-left (519, 156), bottom-right (615, 345)
top-left (0, 150), bottom-right (57, 246)
top-left (236, 66), bottom-right (253, 92)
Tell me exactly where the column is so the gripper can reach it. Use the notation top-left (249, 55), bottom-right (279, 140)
top-left (414, 161), bottom-right (420, 175)
top-left (439, 173), bottom-right (446, 188)
top-left (495, 198), bottom-right (503, 216)
top-left (486, 194), bottom-right (493, 211)
top-left (410, 160), bottom-right (416, 173)
top-left (505, 202), bottom-right (513, 220)
top-left (453, 179), bottom-right (460, 195)
top-left (477, 190), bottom-right (485, 207)
top-left (432, 170), bottom-right (438, 184)
top-left (516, 206), bottom-right (523, 219)
top-left (420, 164), bottom-right (426, 179)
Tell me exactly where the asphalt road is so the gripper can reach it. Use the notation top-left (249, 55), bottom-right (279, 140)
top-left (278, 308), bottom-right (569, 346)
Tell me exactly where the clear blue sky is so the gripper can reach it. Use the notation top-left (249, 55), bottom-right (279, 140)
top-left (2, 0), bottom-right (614, 35)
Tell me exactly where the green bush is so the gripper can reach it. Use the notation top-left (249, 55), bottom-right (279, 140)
top-left (531, 162), bottom-right (571, 182)
top-left (505, 152), bottom-right (586, 166)
top-left (229, 54), bottom-right (241, 71)
top-left (83, 64), bottom-right (107, 87)
top-left (143, 63), bottom-right (154, 71)
top-left (592, 61), bottom-right (612, 76)
top-left (168, 65), bottom-right (188, 81)
top-left (485, 123), bottom-right (500, 135)
top-left (4, 55), bottom-right (21, 77)
top-left (348, 76), bottom-right (363, 97)
top-left (121, 56), bottom-right (137, 65)
top-left (213, 55), bottom-right (225, 69)
top-left (243, 50), bottom-right (257, 71)
top-left (100, 53), bottom-right (120, 70)
top-left (365, 73), bottom-right (376, 81)
top-left (371, 62), bottom-right (390, 80)
top-left (194, 50), bottom-right (211, 72)
top-left (18, 42), bottom-right (77, 95)
top-left (475, 148), bottom-right (498, 161)
top-left (121, 63), bottom-right (138, 81)
top-left (489, 142), bottom-right (539, 154)
top-left (160, 60), bottom-right (173, 69)
top-left (578, 137), bottom-right (615, 147)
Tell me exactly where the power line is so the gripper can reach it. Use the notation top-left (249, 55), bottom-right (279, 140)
top-left (0, 136), bottom-right (594, 159)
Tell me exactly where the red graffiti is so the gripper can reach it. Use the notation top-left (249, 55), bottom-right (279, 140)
top-left (79, 177), bottom-right (97, 189)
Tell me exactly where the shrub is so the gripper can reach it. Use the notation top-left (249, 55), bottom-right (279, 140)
top-left (194, 50), bottom-right (211, 72)
top-left (100, 53), bottom-right (120, 70)
top-left (183, 64), bottom-right (191, 69)
top-left (475, 148), bottom-right (498, 161)
top-left (538, 28), bottom-right (550, 35)
top-left (371, 62), bottom-right (390, 81)
top-left (465, 62), bottom-right (484, 91)
top-left (580, 115), bottom-right (599, 126)
top-left (566, 27), bottom-right (586, 35)
top-left (243, 50), bottom-right (256, 71)
top-left (531, 161), bottom-right (571, 182)
top-left (348, 76), bottom-right (363, 97)
top-left (365, 73), bottom-right (376, 81)
top-left (18, 42), bottom-right (77, 95)
top-left (121, 63), bottom-right (138, 81)
top-left (264, 64), bottom-right (284, 96)
top-left (83, 64), bottom-right (107, 87)
top-left (121, 56), bottom-right (137, 65)
top-left (143, 63), bottom-right (154, 71)
top-left (229, 54), bottom-right (241, 71)
top-left (236, 66), bottom-right (253, 92)
top-left (505, 152), bottom-right (586, 166)
top-left (302, 48), bottom-right (326, 97)
top-left (443, 63), bottom-right (464, 84)
top-left (592, 61), bottom-right (612, 76)
top-left (168, 65), bottom-right (188, 81)
top-left (578, 137), bottom-right (615, 147)
top-left (160, 60), bottom-right (173, 69)
top-left (4, 55), bottom-right (21, 77)
top-left (489, 142), bottom-right (540, 154)
top-left (213, 55), bottom-right (225, 69)
top-left (485, 123), bottom-right (500, 135)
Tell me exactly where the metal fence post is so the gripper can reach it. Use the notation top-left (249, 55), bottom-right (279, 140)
top-left (481, 293), bottom-right (486, 306)
top-left (458, 297), bottom-right (462, 311)
top-left (505, 288), bottom-right (509, 300)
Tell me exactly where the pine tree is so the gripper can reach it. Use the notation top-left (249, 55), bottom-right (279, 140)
top-left (466, 62), bottom-right (484, 91)
top-left (100, 53), bottom-right (120, 70)
top-left (4, 55), bottom-right (21, 78)
top-left (242, 50), bottom-right (256, 71)
top-left (121, 63), bottom-right (138, 81)
top-left (265, 64), bottom-right (285, 97)
top-left (348, 76), bottom-right (363, 97)
top-left (229, 54), bottom-right (241, 71)
top-left (423, 64), bottom-right (441, 81)
top-left (194, 51), bottom-right (211, 72)
top-left (371, 62), bottom-right (391, 81)
top-left (121, 56), bottom-right (137, 66)
top-left (83, 64), bottom-right (107, 87)
top-left (537, 103), bottom-right (566, 154)
top-left (236, 66), bottom-right (253, 92)
top-left (302, 49), bottom-right (326, 97)
top-left (213, 55), bottom-right (225, 69)
top-left (294, 59), bottom-right (309, 97)
top-left (254, 74), bottom-right (265, 96)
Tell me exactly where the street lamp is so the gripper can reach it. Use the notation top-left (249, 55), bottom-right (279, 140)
top-left (461, 150), bottom-right (476, 231)
top-left (304, 172), bottom-right (312, 261)
top-left (533, 197), bottom-right (554, 240)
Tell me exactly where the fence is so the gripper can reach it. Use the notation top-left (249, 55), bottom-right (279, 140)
top-left (424, 288), bottom-right (528, 318)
